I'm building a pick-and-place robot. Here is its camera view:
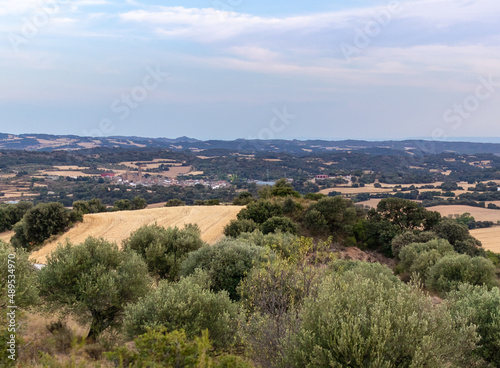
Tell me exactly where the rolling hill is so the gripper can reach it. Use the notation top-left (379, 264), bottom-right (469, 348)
top-left (29, 205), bottom-right (243, 264)
top-left (3, 132), bottom-right (500, 155)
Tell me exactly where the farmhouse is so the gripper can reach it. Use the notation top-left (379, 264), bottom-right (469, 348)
top-left (101, 173), bottom-right (116, 178)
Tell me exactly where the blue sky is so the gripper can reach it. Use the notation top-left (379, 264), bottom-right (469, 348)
top-left (0, 0), bottom-right (499, 140)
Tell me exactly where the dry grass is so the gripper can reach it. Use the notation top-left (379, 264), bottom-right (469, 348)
top-left (470, 227), bottom-right (500, 253)
top-left (320, 185), bottom-right (394, 195)
top-left (19, 312), bottom-right (115, 367)
top-left (0, 230), bottom-right (13, 243)
top-left (428, 205), bottom-right (500, 222)
top-left (162, 166), bottom-right (193, 178)
top-left (30, 206), bottom-right (243, 264)
top-left (40, 170), bottom-right (95, 177)
top-left (53, 166), bottom-right (90, 171)
top-left (356, 198), bottom-right (383, 208)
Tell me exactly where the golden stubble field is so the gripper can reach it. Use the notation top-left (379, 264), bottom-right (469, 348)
top-left (470, 228), bottom-right (500, 253)
top-left (30, 206), bottom-right (243, 264)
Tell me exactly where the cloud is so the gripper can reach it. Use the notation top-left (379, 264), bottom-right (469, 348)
top-left (118, 0), bottom-right (500, 45)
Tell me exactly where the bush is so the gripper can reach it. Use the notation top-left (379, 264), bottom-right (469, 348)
top-left (0, 201), bottom-right (33, 232)
top-left (328, 259), bottom-right (400, 286)
top-left (391, 231), bottom-right (438, 258)
top-left (237, 231), bottom-right (300, 260)
top-left (304, 197), bottom-right (359, 237)
top-left (224, 219), bottom-right (259, 238)
top-left (239, 258), bottom-right (320, 317)
top-left (11, 202), bottom-right (76, 249)
top-left (106, 328), bottom-right (253, 368)
top-left (165, 198), bottom-right (185, 207)
top-left (124, 224), bottom-right (204, 280)
top-left (447, 283), bottom-right (500, 366)
top-left (433, 218), bottom-right (470, 245)
top-left (238, 259), bottom-right (321, 367)
top-left (123, 271), bottom-right (238, 348)
top-left (72, 199), bottom-right (107, 214)
top-left (237, 200), bottom-right (283, 224)
top-left (398, 239), bottom-right (455, 280)
top-left (233, 192), bottom-right (254, 206)
top-left (0, 240), bottom-right (39, 309)
top-left (38, 237), bottom-right (151, 341)
top-left (180, 238), bottom-right (270, 300)
top-left (261, 216), bottom-right (298, 235)
top-left (286, 270), bottom-right (477, 367)
top-left (270, 179), bottom-right (300, 198)
top-left (427, 254), bottom-right (497, 293)
top-left (303, 193), bottom-right (325, 201)
top-left (0, 240), bottom-right (39, 366)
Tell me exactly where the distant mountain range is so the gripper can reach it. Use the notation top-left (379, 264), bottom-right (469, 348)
top-left (2, 133), bottom-right (500, 155)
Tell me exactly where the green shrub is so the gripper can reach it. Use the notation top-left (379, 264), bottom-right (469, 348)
top-left (238, 259), bottom-right (320, 367)
top-left (165, 198), bottom-right (185, 207)
top-left (237, 231), bottom-right (300, 260)
top-left (270, 179), bottom-right (300, 198)
top-left (433, 218), bottom-right (470, 245)
top-left (391, 231), bottom-right (438, 258)
top-left (233, 192), bottom-right (254, 206)
top-left (0, 201), bottom-right (33, 232)
top-left (0, 240), bottom-right (39, 309)
top-left (224, 219), bottom-right (259, 238)
top-left (303, 193), bottom-right (325, 201)
top-left (0, 241), bottom-right (38, 366)
top-left (304, 197), bottom-right (359, 237)
top-left (107, 328), bottom-right (253, 368)
top-left (261, 216), bottom-right (298, 235)
top-left (237, 200), bottom-right (283, 224)
top-left (239, 258), bottom-right (320, 317)
top-left (427, 254), bottom-right (497, 293)
top-left (398, 239), bottom-right (455, 280)
top-left (124, 224), bottom-right (204, 280)
top-left (38, 237), bottom-right (151, 341)
top-left (123, 271), bottom-right (238, 348)
top-left (328, 259), bottom-right (400, 286)
top-left (447, 283), bottom-right (500, 366)
top-left (11, 202), bottom-right (76, 249)
top-left (72, 199), bottom-right (107, 214)
top-left (180, 238), bottom-right (270, 300)
top-left (286, 271), bottom-right (477, 367)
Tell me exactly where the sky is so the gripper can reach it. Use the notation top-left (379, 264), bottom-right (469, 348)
top-left (0, 0), bottom-right (499, 141)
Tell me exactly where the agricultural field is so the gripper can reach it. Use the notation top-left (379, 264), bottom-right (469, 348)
top-left (470, 227), bottom-right (500, 253)
top-left (427, 205), bottom-right (500, 223)
top-left (30, 205), bottom-right (243, 264)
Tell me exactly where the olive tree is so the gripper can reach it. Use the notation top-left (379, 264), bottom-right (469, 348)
top-left (447, 283), bottom-right (500, 366)
top-left (286, 269), bottom-right (478, 367)
top-left (123, 271), bottom-right (238, 349)
top-left (180, 238), bottom-right (270, 300)
top-left (38, 237), bottom-right (151, 341)
top-left (124, 224), bottom-right (204, 280)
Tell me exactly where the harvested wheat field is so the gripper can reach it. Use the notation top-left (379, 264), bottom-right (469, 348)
top-left (30, 206), bottom-right (243, 264)
top-left (0, 231), bottom-right (13, 243)
top-left (470, 227), bottom-right (500, 253)
top-left (428, 205), bottom-right (500, 223)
